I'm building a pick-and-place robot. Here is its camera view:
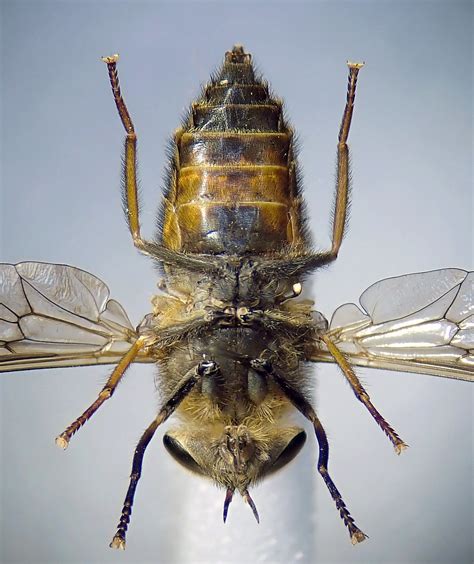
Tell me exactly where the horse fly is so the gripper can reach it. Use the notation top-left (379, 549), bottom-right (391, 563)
top-left (2, 45), bottom-right (472, 549)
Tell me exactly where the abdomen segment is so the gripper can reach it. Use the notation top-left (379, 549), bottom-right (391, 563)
top-left (161, 45), bottom-right (307, 254)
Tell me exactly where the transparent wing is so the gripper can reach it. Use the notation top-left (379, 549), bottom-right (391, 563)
top-left (0, 262), bottom-right (153, 372)
top-left (312, 269), bottom-right (474, 382)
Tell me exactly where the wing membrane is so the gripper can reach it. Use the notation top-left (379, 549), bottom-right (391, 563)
top-left (313, 269), bottom-right (474, 382)
top-left (0, 262), bottom-right (153, 371)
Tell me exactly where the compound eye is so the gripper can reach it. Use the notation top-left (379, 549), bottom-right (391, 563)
top-left (264, 430), bottom-right (307, 477)
top-left (163, 435), bottom-right (204, 476)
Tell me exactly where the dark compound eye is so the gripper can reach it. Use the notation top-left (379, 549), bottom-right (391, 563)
top-left (163, 435), bottom-right (204, 476)
top-left (263, 430), bottom-right (307, 477)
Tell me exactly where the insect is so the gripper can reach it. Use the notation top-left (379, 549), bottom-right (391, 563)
top-left (0, 45), bottom-right (472, 549)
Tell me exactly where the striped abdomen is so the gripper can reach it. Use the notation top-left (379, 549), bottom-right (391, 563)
top-left (161, 45), bottom-right (307, 255)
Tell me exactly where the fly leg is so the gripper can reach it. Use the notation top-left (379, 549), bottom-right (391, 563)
top-left (55, 337), bottom-right (148, 449)
top-left (251, 359), bottom-right (367, 545)
top-left (101, 55), bottom-right (143, 250)
top-left (110, 359), bottom-right (219, 549)
top-left (320, 334), bottom-right (408, 454)
top-left (327, 61), bottom-right (365, 260)
top-left (255, 62), bottom-right (364, 280)
top-left (101, 55), bottom-right (224, 275)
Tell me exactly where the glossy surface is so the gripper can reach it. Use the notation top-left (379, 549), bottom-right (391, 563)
top-left (162, 48), bottom-right (305, 253)
top-left (0, 263), bottom-right (139, 371)
top-left (320, 269), bottom-right (474, 381)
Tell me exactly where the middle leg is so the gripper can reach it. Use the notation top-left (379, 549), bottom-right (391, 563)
top-left (55, 337), bottom-right (148, 449)
top-left (320, 334), bottom-right (408, 454)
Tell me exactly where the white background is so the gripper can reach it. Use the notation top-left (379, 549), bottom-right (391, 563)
top-left (1, 2), bottom-right (472, 563)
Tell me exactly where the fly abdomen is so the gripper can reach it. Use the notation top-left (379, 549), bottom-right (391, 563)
top-left (161, 45), bottom-right (308, 255)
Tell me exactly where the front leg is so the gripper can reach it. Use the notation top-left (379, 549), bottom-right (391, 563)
top-left (250, 358), bottom-right (367, 545)
top-left (110, 359), bottom-right (220, 549)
